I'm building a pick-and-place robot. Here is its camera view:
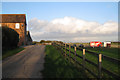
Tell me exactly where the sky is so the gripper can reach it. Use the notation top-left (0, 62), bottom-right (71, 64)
top-left (1, 2), bottom-right (118, 42)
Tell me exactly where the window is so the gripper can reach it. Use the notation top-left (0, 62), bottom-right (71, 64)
top-left (15, 23), bottom-right (20, 29)
top-left (22, 24), bottom-right (24, 27)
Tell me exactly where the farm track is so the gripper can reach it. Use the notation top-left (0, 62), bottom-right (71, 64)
top-left (2, 45), bottom-right (45, 78)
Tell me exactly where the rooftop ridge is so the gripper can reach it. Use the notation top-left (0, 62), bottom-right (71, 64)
top-left (0, 14), bottom-right (26, 23)
top-left (0, 14), bottom-right (26, 15)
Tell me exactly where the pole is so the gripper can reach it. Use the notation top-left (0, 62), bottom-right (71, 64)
top-left (65, 43), bottom-right (66, 57)
top-left (83, 49), bottom-right (85, 72)
top-left (98, 53), bottom-right (102, 79)
top-left (74, 47), bottom-right (76, 61)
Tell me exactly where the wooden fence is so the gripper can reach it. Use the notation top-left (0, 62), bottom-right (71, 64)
top-left (52, 42), bottom-right (120, 78)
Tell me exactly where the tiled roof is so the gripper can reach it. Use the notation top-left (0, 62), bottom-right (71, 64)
top-left (0, 14), bottom-right (26, 23)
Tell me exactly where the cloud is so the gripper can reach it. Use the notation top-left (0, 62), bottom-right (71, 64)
top-left (28, 16), bottom-right (118, 42)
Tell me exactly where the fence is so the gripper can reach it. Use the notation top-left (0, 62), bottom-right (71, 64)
top-left (52, 42), bottom-right (120, 78)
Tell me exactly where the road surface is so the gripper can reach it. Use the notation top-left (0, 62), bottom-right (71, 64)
top-left (2, 45), bottom-right (45, 78)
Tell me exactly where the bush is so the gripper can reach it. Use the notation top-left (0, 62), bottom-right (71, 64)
top-left (40, 40), bottom-right (45, 43)
top-left (2, 26), bottom-right (19, 50)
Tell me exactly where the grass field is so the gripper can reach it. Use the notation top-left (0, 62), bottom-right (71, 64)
top-left (2, 47), bottom-right (24, 59)
top-left (42, 45), bottom-right (89, 78)
top-left (63, 45), bottom-right (119, 78)
top-left (85, 47), bottom-right (119, 59)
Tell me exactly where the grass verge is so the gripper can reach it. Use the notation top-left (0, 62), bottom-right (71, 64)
top-left (2, 47), bottom-right (24, 60)
top-left (42, 45), bottom-right (88, 78)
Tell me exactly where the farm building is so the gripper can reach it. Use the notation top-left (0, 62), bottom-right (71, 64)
top-left (90, 41), bottom-right (102, 48)
top-left (26, 31), bottom-right (33, 45)
top-left (104, 42), bottom-right (111, 48)
top-left (0, 14), bottom-right (32, 46)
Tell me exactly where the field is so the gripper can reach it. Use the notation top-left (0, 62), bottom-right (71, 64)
top-left (69, 47), bottom-right (118, 77)
top-left (85, 47), bottom-right (119, 59)
top-left (42, 45), bottom-right (89, 78)
top-left (53, 42), bottom-right (119, 78)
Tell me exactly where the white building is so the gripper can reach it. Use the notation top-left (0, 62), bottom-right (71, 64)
top-left (104, 42), bottom-right (111, 47)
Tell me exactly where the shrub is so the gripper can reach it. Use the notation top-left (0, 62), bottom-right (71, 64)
top-left (40, 40), bottom-right (45, 43)
top-left (2, 26), bottom-right (19, 50)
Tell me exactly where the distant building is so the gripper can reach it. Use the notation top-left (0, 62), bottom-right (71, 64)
top-left (104, 42), bottom-right (111, 48)
top-left (42, 43), bottom-right (52, 45)
top-left (26, 31), bottom-right (33, 45)
top-left (0, 14), bottom-right (31, 46)
top-left (90, 41), bottom-right (102, 48)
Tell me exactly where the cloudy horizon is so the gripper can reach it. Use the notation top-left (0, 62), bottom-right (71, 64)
top-left (28, 16), bottom-right (118, 43)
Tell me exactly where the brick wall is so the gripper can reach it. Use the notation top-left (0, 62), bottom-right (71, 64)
top-left (1, 23), bottom-right (26, 46)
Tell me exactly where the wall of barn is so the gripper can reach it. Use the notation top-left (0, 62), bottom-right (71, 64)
top-left (0, 23), bottom-right (26, 46)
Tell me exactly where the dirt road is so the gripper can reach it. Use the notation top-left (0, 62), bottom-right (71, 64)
top-left (2, 45), bottom-right (45, 78)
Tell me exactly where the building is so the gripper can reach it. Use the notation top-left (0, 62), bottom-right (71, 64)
top-left (90, 41), bottom-right (102, 48)
top-left (26, 31), bottom-right (33, 45)
top-left (0, 14), bottom-right (27, 46)
top-left (104, 42), bottom-right (111, 48)
top-left (42, 43), bottom-right (52, 45)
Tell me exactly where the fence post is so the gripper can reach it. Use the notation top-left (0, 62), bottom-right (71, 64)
top-left (55, 42), bottom-right (57, 48)
top-left (98, 53), bottom-right (102, 78)
top-left (52, 42), bottom-right (54, 46)
top-left (69, 44), bottom-right (71, 61)
top-left (65, 43), bottom-right (66, 57)
top-left (74, 47), bottom-right (76, 61)
top-left (82, 49), bottom-right (85, 71)
top-left (54, 42), bottom-right (56, 48)
top-left (58, 43), bottom-right (60, 50)
top-left (56, 42), bottom-right (58, 49)
top-left (62, 43), bottom-right (64, 55)
top-left (59, 43), bottom-right (62, 54)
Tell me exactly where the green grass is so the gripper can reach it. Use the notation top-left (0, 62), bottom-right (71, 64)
top-left (63, 45), bottom-right (119, 78)
top-left (2, 47), bottom-right (24, 59)
top-left (42, 45), bottom-right (89, 78)
top-left (85, 47), bottom-right (119, 59)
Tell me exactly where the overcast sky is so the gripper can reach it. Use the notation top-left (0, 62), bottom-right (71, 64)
top-left (2, 2), bottom-right (118, 42)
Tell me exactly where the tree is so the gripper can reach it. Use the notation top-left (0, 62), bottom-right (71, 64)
top-left (40, 40), bottom-right (45, 43)
top-left (2, 26), bottom-right (19, 50)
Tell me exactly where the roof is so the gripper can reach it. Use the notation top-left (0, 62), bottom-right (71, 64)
top-left (0, 14), bottom-right (26, 23)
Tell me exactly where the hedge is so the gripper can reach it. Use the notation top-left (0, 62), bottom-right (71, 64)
top-left (2, 26), bottom-right (19, 50)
